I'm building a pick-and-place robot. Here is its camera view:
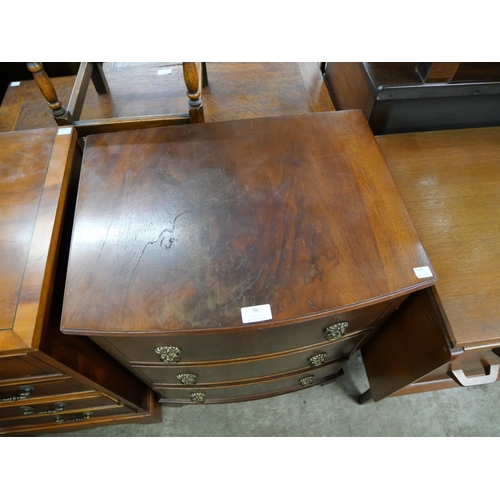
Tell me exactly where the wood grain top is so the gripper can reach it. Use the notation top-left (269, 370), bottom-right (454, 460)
top-left (61, 111), bottom-right (435, 335)
top-left (376, 127), bottom-right (500, 348)
top-left (0, 127), bottom-right (76, 351)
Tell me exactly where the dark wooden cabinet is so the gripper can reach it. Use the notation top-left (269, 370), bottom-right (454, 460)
top-left (0, 127), bottom-right (160, 435)
top-left (361, 126), bottom-right (500, 401)
top-left (61, 111), bottom-right (436, 405)
top-left (323, 62), bottom-right (500, 134)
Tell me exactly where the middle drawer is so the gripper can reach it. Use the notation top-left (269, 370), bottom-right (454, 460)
top-left (131, 331), bottom-right (368, 386)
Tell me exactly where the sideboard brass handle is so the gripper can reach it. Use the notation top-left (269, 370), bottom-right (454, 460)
top-left (325, 321), bottom-right (348, 340)
top-left (55, 412), bottom-right (92, 423)
top-left (177, 373), bottom-right (198, 385)
top-left (20, 402), bottom-right (68, 415)
top-left (299, 375), bottom-right (315, 387)
top-left (451, 364), bottom-right (500, 387)
top-left (190, 391), bottom-right (206, 403)
top-left (308, 352), bottom-right (327, 367)
top-left (1, 385), bottom-right (36, 402)
top-left (155, 345), bottom-right (181, 363)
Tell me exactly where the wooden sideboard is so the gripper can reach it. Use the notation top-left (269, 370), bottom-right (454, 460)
top-left (322, 62), bottom-right (500, 134)
top-left (0, 127), bottom-right (160, 435)
top-left (60, 111), bottom-right (436, 405)
top-left (360, 126), bottom-right (500, 402)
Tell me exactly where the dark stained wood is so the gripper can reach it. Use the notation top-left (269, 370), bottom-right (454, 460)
top-left (61, 110), bottom-right (435, 404)
top-left (361, 126), bottom-right (500, 400)
top-left (415, 62), bottom-right (461, 83)
top-left (182, 62), bottom-right (204, 123)
top-left (0, 127), bottom-right (160, 435)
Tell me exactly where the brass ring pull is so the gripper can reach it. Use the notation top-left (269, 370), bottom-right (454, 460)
top-left (325, 321), bottom-right (348, 340)
top-left (308, 352), bottom-right (327, 367)
top-left (299, 375), bottom-right (315, 387)
top-left (55, 412), bottom-right (92, 423)
top-left (155, 345), bottom-right (181, 363)
top-left (190, 392), bottom-right (206, 403)
top-left (451, 364), bottom-right (500, 387)
top-left (1, 385), bottom-right (36, 402)
top-left (20, 402), bottom-right (68, 415)
top-left (177, 373), bottom-right (198, 385)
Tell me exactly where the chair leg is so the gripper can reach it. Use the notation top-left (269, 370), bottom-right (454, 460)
top-left (27, 62), bottom-right (73, 125)
top-left (201, 62), bottom-right (208, 87)
top-left (183, 62), bottom-right (205, 124)
top-left (91, 62), bottom-right (110, 94)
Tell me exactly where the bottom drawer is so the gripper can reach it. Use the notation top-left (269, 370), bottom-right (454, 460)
top-left (0, 401), bottom-right (137, 434)
top-left (155, 359), bottom-right (346, 404)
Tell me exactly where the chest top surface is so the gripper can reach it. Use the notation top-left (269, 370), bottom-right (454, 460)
top-left (0, 127), bottom-right (76, 351)
top-left (376, 126), bottom-right (500, 348)
top-left (61, 111), bottom-right (435, 335)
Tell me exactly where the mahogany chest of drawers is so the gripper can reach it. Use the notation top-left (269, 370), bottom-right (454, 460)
top-left (61, 111), bottom-right (436, 405)
top-left (0, 127), bottom-right (160, 435)
top-left (360, 126), bottom-right (500, 401)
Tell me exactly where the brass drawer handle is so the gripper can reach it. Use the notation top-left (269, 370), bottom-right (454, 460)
top-left (325, 321), bottom-right (348, 340)
top-left (55, 412), bottom-right (92, 423)
top-left (177, 373), bottom-right (198, 385)
top-left (451, 364), bottom-right (500, 387)
top-left (1, 385), bottom-right (36, 402)
top-left (308, 352), bottom-right (327, 367)
top-left (20, 402), bottom-right (68, 415)
top-left (299, 375), bottom-right (315, 387)
top-left (155, 345), bottom-right (181, 363)
top-left (190, 392), bottom-right (206, 403)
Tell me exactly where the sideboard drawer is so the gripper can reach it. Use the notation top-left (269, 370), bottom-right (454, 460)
top-left (0, 378), bottom-right (93, 405)
top-left (155, 359), bottom-right (346, 404)
top-left (100, 300), bottom-right (391, 364)
top-left (0, 354), bottom-right (62, 381)
top-left (133, 331), bottom-right (368, 386)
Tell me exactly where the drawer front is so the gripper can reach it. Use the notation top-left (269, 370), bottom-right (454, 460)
top-left (0, 378), bottom-right (92, 405)
top-left (134, 331), bottom-right (368, 386)
top-left (0, 393), bottom-right (118, 419)
top-left (155, 359), bottom-right (345, 404)
top-left (100, 300), bottom-right (391, 364)
top-left (0, 354), bottom-right (61, 381)
top-left (0, 403), bottom-right (137, 434)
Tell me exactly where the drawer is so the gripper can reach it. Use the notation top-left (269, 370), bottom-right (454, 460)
top-left (133, 331), bottom-right (368, 386)
top-left (0, 354), bottom-right (62, 381)
top-left (99, 299), bottom-right (391, 364)
top-left (0, 402), bottom-right (137, 434)
top-left (0, 378), bottom-right (93, 405)
top-left (0, 393), bottom-right (118, 419)
top-left (155, 359), bottom-right (346, 404)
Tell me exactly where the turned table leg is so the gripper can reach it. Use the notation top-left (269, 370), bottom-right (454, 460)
top-left (27, 62), bottom-right (73, 125)
top-left (183, 62), bottom-right (205, 124)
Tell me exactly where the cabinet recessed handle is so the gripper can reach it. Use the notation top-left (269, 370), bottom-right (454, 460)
top-left (55, 412), bottom-right (92, 423)
top-left (451, 364), bottom-right (500, 387)
top-left (1, 385), bottom-right (36, 402)
top-left (299, 375), bottom-right (315, 387)
top-left (20, 402), bottom-right (68, 415)
top-left (325, 321), bottom-right (348, 340)
top-left (308, 352), bottom-right (327, 367)
top-left (155, 345), bottom-right (181, 363)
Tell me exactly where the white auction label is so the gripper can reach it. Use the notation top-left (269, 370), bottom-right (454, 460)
top-left (57, 127), bottom-right (72, 135)
top-left (11, 81), bottom-right (21, 86)
top-left (157, 68), bottom-right (172, 75)
top-left (413, 266), bottom-right (433, 278)
top-left (241, 304), bottom-right (273, 324)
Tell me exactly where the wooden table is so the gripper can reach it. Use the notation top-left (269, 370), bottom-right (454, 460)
top-left (360, 126), bottom-right (500, 401)
top-left (0, 127), bottom-right (160, 435)
top-left (61, 111), bottom-right (436, 405)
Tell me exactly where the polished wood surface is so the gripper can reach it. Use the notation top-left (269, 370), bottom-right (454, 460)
top-left (0, 127), bottom-right (160, 434)
top-left (1, 63), bottom-right (334, 133)
top-left (377, 127), bottom-right (500, 348)
top-left (61, 111), bottom-right (435, 336)
top-left (361, 126), bottom-right (500, 400)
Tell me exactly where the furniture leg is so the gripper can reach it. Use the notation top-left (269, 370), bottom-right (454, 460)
top-left (182, 62), bottom-right (205, 123)
top-left (358, 388), bottom-right (373, 405)
top-left (91, 62), bottom-right (110, 94)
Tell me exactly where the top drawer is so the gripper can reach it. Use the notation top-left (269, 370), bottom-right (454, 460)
top-left (0, 354), bottom-right (61, 382)
top-left (98, 300), bottom-right (392, 363)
